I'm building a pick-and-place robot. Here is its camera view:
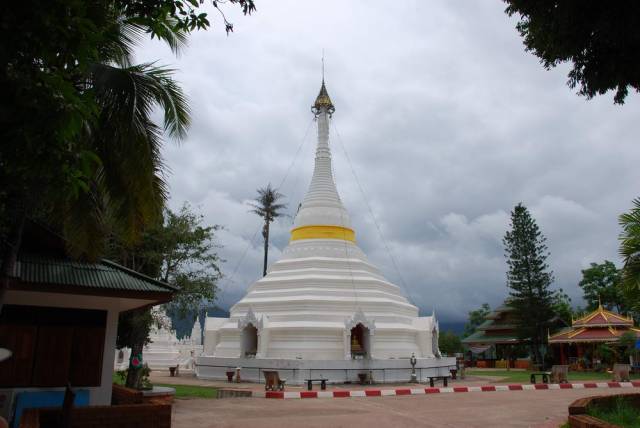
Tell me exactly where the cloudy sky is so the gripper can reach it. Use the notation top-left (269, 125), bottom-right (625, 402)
top-left (136, 1), bottom-right (640, 323)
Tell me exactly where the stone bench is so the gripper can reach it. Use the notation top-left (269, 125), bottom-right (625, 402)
top-left (530, 372), bottom-right (551, 384)
top-left (305, 378), bottom-right (328, 391)
top-left (428, 375), bottom-right (451, 387)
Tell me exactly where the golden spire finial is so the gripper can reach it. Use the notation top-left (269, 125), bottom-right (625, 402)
top-left (311, 51), bottom-right (335, 116)
top-left (598, 295), bottom-right (603, 310)
top-left (311, 74), bottom-right (335, 116)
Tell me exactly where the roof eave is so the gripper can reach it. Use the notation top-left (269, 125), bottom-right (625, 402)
top-left (8, 280), bottom-right (175, 305)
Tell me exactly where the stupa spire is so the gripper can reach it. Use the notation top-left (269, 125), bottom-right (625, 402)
top-left (312, 80), bottom-right (335, 116)
top-left (290, 78), bottom-right (354, 242)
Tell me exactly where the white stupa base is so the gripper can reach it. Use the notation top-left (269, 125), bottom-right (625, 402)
top-left (114, 346), bottom-right (203, 372)
top-left (195, 356), bottom-right (456, 385)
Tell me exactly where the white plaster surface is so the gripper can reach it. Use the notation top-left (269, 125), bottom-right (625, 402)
top-left (199, 83), bottom-right (455, 382)
top-left (115, 309), bottom-right (203, 372)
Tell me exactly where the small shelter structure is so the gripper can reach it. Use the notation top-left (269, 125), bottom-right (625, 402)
top-left (549, 304), bottom-right (640, 369)
top-left (0, 222), bottom-right (176, 426)
top-left (461, 304), bottom-right (528, 368)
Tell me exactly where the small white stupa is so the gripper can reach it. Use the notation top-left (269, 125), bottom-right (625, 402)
top-left (197, 79), bottom-right (455, 384)
top-left (115, 308), bottom-right (203, 371)
top-left (189, 318), bottom-right (202, 345)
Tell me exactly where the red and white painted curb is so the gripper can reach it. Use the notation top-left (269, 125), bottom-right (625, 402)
top-left (252, 381), bottom-right (640, 399)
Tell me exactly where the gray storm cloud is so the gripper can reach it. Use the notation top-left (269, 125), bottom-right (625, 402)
top-left (135, 0), bottom-right (640, 322)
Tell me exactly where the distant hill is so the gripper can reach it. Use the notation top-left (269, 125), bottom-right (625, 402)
top-left (438, 321), bottom-right (465, 335)
top-left (167, 306), bottom-right (230, 339)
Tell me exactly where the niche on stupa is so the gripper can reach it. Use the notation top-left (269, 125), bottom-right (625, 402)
top-left (241, 324), bottom-right (258, 358)
top-left (350, 323), bottom-right (370, 359)
top-left (345, 309), bottom-right (375, 360)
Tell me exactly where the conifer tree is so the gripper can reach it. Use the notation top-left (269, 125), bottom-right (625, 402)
top-left (503, 203), bottom-right (555, 367)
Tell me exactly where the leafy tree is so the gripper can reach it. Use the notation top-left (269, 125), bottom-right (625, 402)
top-left (578, 261), bottom-right (624, 313)
top-left (551, 289), bottom-right (573, 326)
top-left (503, 1), bottom-right (640, 104)
top-left (503, 203), bottom-right (555, 367)
top-left (249, 184), bottom-right (287, 277)
top-left (595, 343), bottom-right (614, 367)
top-left (619, 331), bottom-right (637, 364)
top-left (463, 303), bottom-right (491, 338)
top-left (113, 203), bottom-right (222, 388)
top-left (438, 331), bottom-right (463, 356)
top-left (0, 0), bottom-right (254, 311)
top-left (619, 199), bottom-right (640, 316)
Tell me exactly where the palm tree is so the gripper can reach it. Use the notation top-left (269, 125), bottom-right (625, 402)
top-left (59, 15), bottom-right (190, 259)
top-left (0, 14), bottom-right (190, 313)
top-left (65, 16), bottom-right (190, 390)
top-left (249, 184), bottom-right (287, 276)
top-left (619, 198), bottom-right (640, 312)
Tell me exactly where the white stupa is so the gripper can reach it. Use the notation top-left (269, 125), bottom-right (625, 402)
top-left (115, 308), bottom-right (203, 371)
top-left (197, 79), bottom-right (455, 384)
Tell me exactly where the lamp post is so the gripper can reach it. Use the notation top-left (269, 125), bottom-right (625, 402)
top-left (410, 353), bottom-right (417, 383)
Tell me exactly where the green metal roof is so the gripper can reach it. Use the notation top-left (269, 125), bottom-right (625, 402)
top-left (477, 320), bottom-right (517, 331)
top-left (461, 330), bottom-right (521, 345)
top-left (15, 255), bottom-right (177, 294)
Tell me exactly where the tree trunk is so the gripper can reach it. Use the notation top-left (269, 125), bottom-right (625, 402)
top-left (125, 340), bottom-right (145, 389)
top-left (262, 222), bottom-right (269, 277)
top-left (0, 207), bottom-right (26, 314)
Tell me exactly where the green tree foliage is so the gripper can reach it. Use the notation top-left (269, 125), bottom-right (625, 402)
top-left (503, 203), bottom-right (555, 366)
top-left (249, 184), bottom-right (287, 277)
top-left (578, 261), bottom-right (624, 313)
top-left (0, 0), bottom-right (254, 310)
top-left (113, 203), bottom-right (222, 388)
top-left (503, 1), bottom-right (640, 104)
top-left (618, 331), bottom-right (637, 363)
top-left (551, 289), bottom-right (573, 326)
top-left (438, 331), bottom-right (463, 356)
top-left (619, 199), bottom-right (640, 315)
top-left (463, 303), bottom-right (491, 338)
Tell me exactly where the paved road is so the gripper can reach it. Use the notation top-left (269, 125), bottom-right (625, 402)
top-left (172, 388), bottom-right (629, 428)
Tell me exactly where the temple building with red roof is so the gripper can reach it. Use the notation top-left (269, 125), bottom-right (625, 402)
top-left (549, 303), bottom-right (640, 368)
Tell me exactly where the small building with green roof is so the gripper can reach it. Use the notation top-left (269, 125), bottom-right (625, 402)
top-left (0, 221), bottom-right (176, 424)
top-left (461, 304), bottom-right (527, 368)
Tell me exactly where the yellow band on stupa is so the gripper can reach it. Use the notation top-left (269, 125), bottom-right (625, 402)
top-left (290, 225), bottom-right (355, 242)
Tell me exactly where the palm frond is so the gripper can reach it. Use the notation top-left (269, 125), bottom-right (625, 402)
top-left (101, 16), bottom-right (144, 68)
top-left (86, 61), bottom-right (187, 245)
top-left (62, 179), bottom-right (108, 261)
top-left (148, 16), bottom-right (188, 56)
top-left (619, 198), bottom-right (640, 292)
top-left (91, 62), bottom-right (190, 142)
top-left (248, 184), bottom-right (288, 222)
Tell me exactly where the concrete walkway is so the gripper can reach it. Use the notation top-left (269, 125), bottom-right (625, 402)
top-left (171, 388), bottom-right (628, 428)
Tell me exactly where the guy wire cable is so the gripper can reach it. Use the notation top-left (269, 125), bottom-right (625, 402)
top-left (220, 117), bottom-right (315, 295)
top-left (331, 121), bottom-right (418, 306)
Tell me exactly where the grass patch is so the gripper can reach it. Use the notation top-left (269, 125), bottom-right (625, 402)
top-left (112, 373), bottom-right (217, 398)
top-left (155, 384), bottom-right (217, 399)
top-left (465, 369), bottom-right (639, 383)
top-left (588, 396), bottom-right (640, 427)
